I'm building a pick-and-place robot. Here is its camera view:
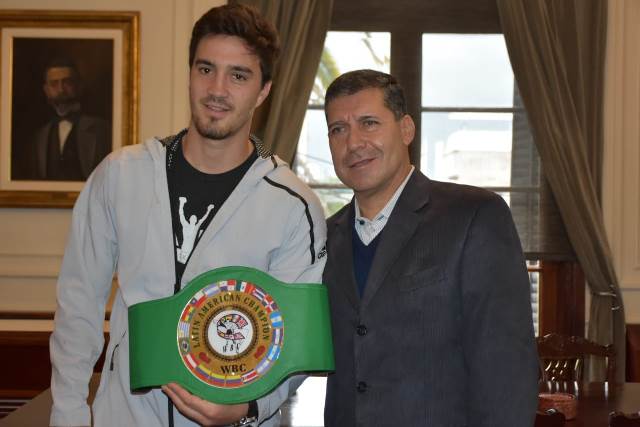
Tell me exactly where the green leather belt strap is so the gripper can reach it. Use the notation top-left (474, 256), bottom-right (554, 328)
top-left (128, 266), bottom-right (334, 404)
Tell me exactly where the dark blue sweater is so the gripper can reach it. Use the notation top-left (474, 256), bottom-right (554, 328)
top-left (352, 225), bottom-right (382, 297)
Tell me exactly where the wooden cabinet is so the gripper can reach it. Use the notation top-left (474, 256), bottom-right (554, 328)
top-left (0, 331), bottom-right (106, 418)
top-left (627, 324), bottom-right (640, 382)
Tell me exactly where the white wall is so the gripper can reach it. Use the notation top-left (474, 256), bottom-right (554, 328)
top-left (603, 0), bottom-right (640, 324)
top-left (0, 0), bottom-right (225, 329)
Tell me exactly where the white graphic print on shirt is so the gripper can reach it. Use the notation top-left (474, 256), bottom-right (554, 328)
top-left (175, 196), bottom-right (214, 264)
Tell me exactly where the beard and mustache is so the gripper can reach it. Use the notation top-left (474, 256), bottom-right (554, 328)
top-left (48, 93), bottom-right (81, 118)
top-left (191, 95), bottom-right (239, 141)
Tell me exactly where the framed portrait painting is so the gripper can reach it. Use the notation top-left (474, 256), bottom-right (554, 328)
top-left (0, 10), bottom-right (139, 207)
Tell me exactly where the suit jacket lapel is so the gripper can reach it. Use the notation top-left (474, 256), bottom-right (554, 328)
top-left (361, 171), bottom-right (431, 307)
top-left (328, 203), bottom-right (360, 309)
top-left (36, 123), bottom-right (51, 178)
top-left (75, 117), bottom-right (97, 178)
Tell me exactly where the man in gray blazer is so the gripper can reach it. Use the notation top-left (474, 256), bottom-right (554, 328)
top-left (322, 69), bottom-right (539, 426)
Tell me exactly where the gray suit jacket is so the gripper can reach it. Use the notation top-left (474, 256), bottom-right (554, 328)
top-left (32, 114), bottom-right (111, 180)
top-left (323, 170), bottom-right (539, 427)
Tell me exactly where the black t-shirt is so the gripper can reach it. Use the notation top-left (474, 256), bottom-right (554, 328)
top-left (167, 137), bottom-right (258, 284)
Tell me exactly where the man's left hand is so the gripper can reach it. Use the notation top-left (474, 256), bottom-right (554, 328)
top-left (162, 383), bottom-right (249, 426)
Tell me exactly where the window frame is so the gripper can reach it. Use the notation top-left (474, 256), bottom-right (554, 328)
top-left (330, 0), bottom-right (502, 166)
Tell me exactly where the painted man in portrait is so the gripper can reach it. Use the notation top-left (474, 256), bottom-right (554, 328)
top-left (29, 57), bottom-right (111, 181)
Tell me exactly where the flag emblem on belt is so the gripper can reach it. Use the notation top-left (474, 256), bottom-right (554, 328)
top-left (176, 281), bottom-right (284, 388)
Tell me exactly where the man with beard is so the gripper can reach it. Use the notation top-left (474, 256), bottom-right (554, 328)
top-left (30, 57), bottom-right (111, 181)
top-left (49, 4), bottom-right (326, 427)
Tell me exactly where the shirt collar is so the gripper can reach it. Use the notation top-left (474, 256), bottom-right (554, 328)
top-left (354, 165), bottom-right (415, 224)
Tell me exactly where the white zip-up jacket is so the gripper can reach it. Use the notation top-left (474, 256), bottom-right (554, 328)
top-left (49, 136), bottom-right (327, 426)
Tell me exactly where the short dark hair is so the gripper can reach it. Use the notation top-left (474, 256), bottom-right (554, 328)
top-left (325, 69), bottom-right (408, 120)
top-left (189, 4), bottom-right (280, 86)
top-left (43, 57), bottom-right (80, 83)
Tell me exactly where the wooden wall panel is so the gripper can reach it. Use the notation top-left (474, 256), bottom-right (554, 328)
top-left (539, 261), bottom-right (586, 337)
top-left (0, 331), bottom-right (107, 400)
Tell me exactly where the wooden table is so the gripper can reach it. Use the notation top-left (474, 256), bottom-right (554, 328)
top-left (540, 381), bottom-right (640, 426)
top-left (3, 379), bottom-right (638, 426)
top-left (0, 375), bottom-right (327, 427)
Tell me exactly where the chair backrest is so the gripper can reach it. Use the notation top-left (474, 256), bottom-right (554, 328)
top-left (610, 412), bottom-right (640, 427)
top-left (537, 333), bottom-right (616, 383)
top-left (535, 409), bottom-right (565, 427)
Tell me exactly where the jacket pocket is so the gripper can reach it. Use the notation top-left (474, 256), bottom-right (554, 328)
top-left (396, 265), bottom-right (445, 293)
top-left (93, 329), bottom-right (127, 420)
top-left (109, 330), bottom-right (127, 372)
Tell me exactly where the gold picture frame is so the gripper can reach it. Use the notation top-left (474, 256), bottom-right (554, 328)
top-left (0, 10), bottom-right (139, 207)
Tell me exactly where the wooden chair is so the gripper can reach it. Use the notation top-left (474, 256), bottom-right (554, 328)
top-left (610, 412), bottom-right (640, 427)
top-left (537, 333), bottom-right (616, 383)
top-left (534, 409), bottom-right (565, 427)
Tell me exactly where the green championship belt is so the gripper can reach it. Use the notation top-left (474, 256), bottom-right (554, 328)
top-left (128, 266), bottom-right (334, 404)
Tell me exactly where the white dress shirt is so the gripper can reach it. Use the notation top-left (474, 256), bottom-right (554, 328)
top-left (58, 119), bottom-right (73, 151)
top-left (354, 166), bottom-right (415, 245)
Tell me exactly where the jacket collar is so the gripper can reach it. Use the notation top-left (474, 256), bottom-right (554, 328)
top-left (361, 170), bottom-right (431, 305)
top-left (329, 169), bottom-right (432, 308)
top-left (159, 129), bottom-right (273, 161)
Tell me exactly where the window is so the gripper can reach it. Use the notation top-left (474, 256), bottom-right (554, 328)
top-left (295, 31), bottom-right (390, 217)
top-left (419, 33), bottom-right (540, 335)
top-left (420, 34), bottom-right (517, 188)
